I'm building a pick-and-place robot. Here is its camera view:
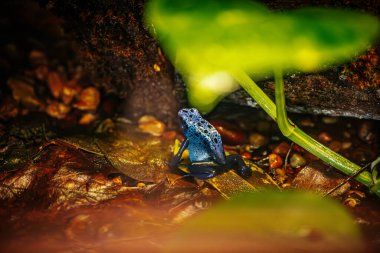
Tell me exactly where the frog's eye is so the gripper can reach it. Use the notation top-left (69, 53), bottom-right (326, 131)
top-left (190, 108), bottom-right (194, 113)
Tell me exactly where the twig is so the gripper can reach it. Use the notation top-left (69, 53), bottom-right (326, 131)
top-left (284, 142), bottom-right (294, 170)
top-left (323, 162), bottom-right (371, 197)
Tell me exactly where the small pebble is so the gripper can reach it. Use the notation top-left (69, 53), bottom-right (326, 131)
top-left (272, 142), bottom-right (290, 156)
top-left (348, 190), bottom-right (366, 199)
top-left (153, 63), bottom-right (160, 72)
top-left (358, 121), bottom-right (377, 144)
top-left (270, 135), bottom-right (281, 142)
top-left (275, 168), bottom-right (287, 183)
top-left (96, 118), bottom-right (115, 133)
top-left (351, 146), bottom-right (376, 164)
top-left (292, 144), bottom-right (305, 153)
top-left (299, 118), bottom-right (315, 127)
top-left (34, 65), bottom-right (49, 81)
top-left (252, 146), bottom-right (270, 158)
top-left (318, 132), bottom-right (332, 143)
top-left (290, 153), bottom-right (307, 168)
top-left (304, 153), bottom-right (319, 161)
top-left (209, 119), bottom-right (246, 145)
top-left (322, 117), bottom-right (338, 124)
top-left (29, 49), bottom-right (48, 67)
top-left (269, 153), bottom-right (283, 169)
top-left (138, 115), bottom-right (166, 136)
top-left (256, 121), bottom-right (271, 133)
top-left (341, 142), bottom-right (352, 150)
top-left (343, 131), bottom-right (351, 138)
top-left (240, 152), bottom-right (252, 160)
top-left (344, 197), bottom-right (359, 208)
top-left (78, 113), bottom-right (96, 125)
top-left (111, 176), bottom-right (123, 185)
top-left (328, 141), bottom-right (342, 153)
top-left (248, 133), bottom-right (268, 148)
top-left (162, 130), bottom-right (177, 141)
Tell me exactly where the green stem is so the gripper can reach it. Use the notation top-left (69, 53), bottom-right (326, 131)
top-left (232, 70), bottom-right (277, 120)
top-left (232, 70), bottom-right (373, 188)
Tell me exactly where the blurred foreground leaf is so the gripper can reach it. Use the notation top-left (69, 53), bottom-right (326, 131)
top-left (165, 190), bottom-right (363, 253)
top-left (146, 0), bottom-right (379, 112)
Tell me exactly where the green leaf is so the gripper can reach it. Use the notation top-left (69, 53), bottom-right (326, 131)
top-left (370, 157), bottom-right (380, 195)
top-left (145, 0), bottom-right (379, 112)
top-left (164, 190), bottom-right (364, 252)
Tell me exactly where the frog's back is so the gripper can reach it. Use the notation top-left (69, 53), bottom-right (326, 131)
top-left (179, 108), bottom-right (225, 164)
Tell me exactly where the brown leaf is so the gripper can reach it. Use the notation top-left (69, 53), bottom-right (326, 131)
top-left (46, 102), bottom-right (70, 119)
top-left (7, 78), bottom-right (43, 109)
top-left (47, 72), bottom-right (64, 98)
top-left (73, 87), bottom-right (100, 110)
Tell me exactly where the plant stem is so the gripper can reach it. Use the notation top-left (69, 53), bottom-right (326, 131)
top-left (232, 70), bottom-right (373, 188)
top-left (232, 71), bottom-right (277, 120)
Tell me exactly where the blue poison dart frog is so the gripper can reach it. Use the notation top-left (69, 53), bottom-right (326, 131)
top-left (169, 108), bottom-right (252, 180)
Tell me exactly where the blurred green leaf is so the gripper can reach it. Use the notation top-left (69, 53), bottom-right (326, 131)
top-left (165, 191), bottom-right (363, 252)
top-left (145, 0), bottom-right (379, 112)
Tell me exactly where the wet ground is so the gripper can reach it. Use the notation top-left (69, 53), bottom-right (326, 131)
top-left (0, 0), bottom-right (379, 252)
top-left (0, 106), bottom-right (379, 252)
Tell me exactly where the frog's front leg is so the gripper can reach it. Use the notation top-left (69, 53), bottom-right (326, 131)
top-left (169, 138), bottom-right (189, 169)
top-left (188, 161), bottom-right (222, 180)
top-left (225, 154), bottom-right (252, 178)
top-left (188, 155), bottom-right (252, 180)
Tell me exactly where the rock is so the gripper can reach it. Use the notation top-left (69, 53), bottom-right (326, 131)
top-left (318, 132), bottom-right (332, 143)
top-left (293, 161), bottom-right (350, 197)
top-left (42, 0), bottom-right (184, 127)
top-left (29, 50), bottom-right (48, 67)
top-left (248, 133), bottom-right (268, 148)
top-left (299, 118), bottom-right (315, 127)
top-left (162, 130), bottom-right (177, 141)
top-left (138, 115), bottom-right (166, 137)
top-left (240, 152), bottom-right (252, 160)
top-left (268, 153), bottom-right (283, 170)
top-left (225, 74), bottom-right (380, 120)
top-left (351, 146), bottom-right (377, 164)
top-left (272, 142), bottom-right (290, 157)
top-left (290, 153), bottom-right (307, 168)
top-left (322, 117), bottom-right (338, 124)
top-left (358, 121), bottom-right (378, 144)
top-left (34, 65), bottom-right (49, 81)
top-left (342, 142), bottom-right (352, 150)
top-left (209, 119), bottom-right (246, 145)
top-left (328, 141), bottom-right (342, 153)
top-left (78, 113), bottom-right (96, 125)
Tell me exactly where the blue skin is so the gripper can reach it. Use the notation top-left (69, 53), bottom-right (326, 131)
top-left (170, 108), bottom-right (252, 179)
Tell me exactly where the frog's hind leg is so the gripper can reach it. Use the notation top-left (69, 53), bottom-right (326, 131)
top-left (188, 161), bottom-right (221, 180)
top-left (225, 154), bottom-right (252, 178)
